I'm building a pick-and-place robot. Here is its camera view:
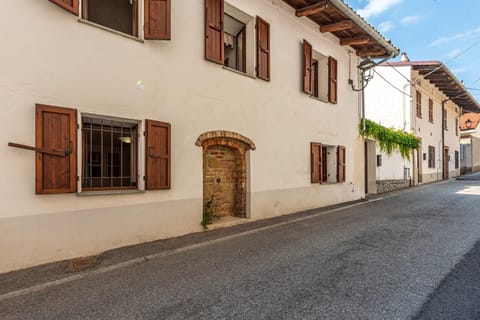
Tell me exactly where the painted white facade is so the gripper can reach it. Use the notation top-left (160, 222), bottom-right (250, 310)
top-left (461, 125), bottom-right (480, 172)
top-left (0, 0), bottom-right (377, 273)
top-left (365, 64), bottom-right (461, 188)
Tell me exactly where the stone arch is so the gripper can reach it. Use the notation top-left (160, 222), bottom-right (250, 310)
top-left (196, 131), bottom-right (255, 219)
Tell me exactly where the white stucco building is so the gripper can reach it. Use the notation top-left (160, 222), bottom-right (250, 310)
top-left (365, 58), bottom-right (480, 193)
top-left (460, 113), bottom-right (480, 173)
top-left (0, 0), bottom-right (398, 273)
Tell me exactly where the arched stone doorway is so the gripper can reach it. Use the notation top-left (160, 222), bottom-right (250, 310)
top-left (196, 131), bottom-right (255, 219)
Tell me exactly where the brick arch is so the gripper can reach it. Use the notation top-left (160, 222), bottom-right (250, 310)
top-left (195, 130), bottom-right (256, 151)
top-left (196, 131), bottom-right (255, 220)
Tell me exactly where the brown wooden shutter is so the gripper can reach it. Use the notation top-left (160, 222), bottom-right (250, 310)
top-left (49, 0), bottom-right (79, 15)
top-left (256, 16), bottom-right (270, 81)
top-left (36, 104), bottom-right (77, 194)
top-left (311, 143), bottom-right (322, 183)
top-left (144, 0), bottom-right (171, 40)
top-left (205, 0), bottom-right (224, 64)
top-left (328, 56), bottom-right (338, 104)
top-left (303, 40), bottom-right (313, 95)
top-left (337, 145), bottom-right (346, 183)
top-left (145, 120), bottom-right (171, 190)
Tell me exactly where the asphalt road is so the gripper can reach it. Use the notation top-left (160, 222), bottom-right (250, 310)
top-left (2, 180), bottom-right (480, 320)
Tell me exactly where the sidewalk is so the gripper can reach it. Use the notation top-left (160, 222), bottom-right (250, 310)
top-left (456, 172), bottom-right (480, 180)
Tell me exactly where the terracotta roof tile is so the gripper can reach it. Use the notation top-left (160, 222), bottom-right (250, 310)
top-left (460, 113), bottom-right (480, 130)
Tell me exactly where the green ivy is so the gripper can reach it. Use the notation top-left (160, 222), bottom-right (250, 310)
top-left (359, 119), bottom-right (420, 160)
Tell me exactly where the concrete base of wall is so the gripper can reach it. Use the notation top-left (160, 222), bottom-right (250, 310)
top-left (376, 179), bottom-right (411, 194)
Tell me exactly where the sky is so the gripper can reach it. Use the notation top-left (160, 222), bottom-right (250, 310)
top-left (345, 0), bottom-right (480, 99)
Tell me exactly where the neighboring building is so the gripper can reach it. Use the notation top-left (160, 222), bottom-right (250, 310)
top-left (365, 58), bottom-right (480, 193)
top-left (460, 113), bottom-right (480, 173)
top-left (0, 0), bottom-right (398, 273)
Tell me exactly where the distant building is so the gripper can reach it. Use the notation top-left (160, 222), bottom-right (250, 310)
top-left (364, 60), bottom-right (480, 193)
top-left (460, 113), bottom-right (480, 173)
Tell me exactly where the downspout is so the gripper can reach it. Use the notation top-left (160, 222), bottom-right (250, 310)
top-left (441, 100), bottom-right (446, 180)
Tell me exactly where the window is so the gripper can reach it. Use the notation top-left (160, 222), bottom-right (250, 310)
top-left (50, 0), bottom-right (171, 39)
top-left (455, 150), bottom-right (459, 169)
top-left (311, 143), bottom-right (345, 183)
top-left (303, 40), bottom-right (337, 103)
top-left (428, 99), bottom-right (433, 123)
top-left (205, 1), bottom-right (270, 80)
top-left (444, 109), bottom-right (448, 130)
top-left (82, 116), bottom-right (139, 190)
top-left (456, 118), bottom-right (459, 136)
top-left (28, 105), bottom-right (171, 194)
top-left (83, 0), bottom-right (139, 36)
top-left (377, 155), bottom-right (382, 167)
top-left (416, 91), bottom-right (422, 118)
top-left (428, 146), bottom-right (435, 168)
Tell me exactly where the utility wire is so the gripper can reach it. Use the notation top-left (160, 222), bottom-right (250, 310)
top-left (373, 70), bottom-right (411, 97)
top-left (384, 61), bottom-right (414, 84)
top-left (423, 40), bottom-right (480, 79)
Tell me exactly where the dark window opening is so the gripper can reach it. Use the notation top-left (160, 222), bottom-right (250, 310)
top-left (82, 117), bottom-right (138, 190)
top-left (455, 151), bottom-right (459, 169)
top-left (321, 146), bottom-right (327, 182)
top-left (428, 146), bottom-right (435, 168)
top-left (377, 154), bottom-right (382, 167)
top-left (224, 14), bottom-right (246, 73)
top-left (83, 0), bottom-right (138, 36)
top-left (312, 60), bottom-right (319, 98)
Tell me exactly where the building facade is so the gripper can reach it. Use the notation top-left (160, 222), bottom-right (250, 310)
top-left (0, 0), bottom-right (397, 273)
top-left (460, 113), bottom-right (480, 173)
top-left (365, 60), bottom-right (479, 193)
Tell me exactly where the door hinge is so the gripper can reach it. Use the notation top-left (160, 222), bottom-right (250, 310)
top-left (77, 176), bottom-right (80, 182)
top-left (77, 124), bottom-right (80, 130)
top-left (143, 131), bottom-right (146, 136)
top-left (143, 176), bottom-right (146, 181)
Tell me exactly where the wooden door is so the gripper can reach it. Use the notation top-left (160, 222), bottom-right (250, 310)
top-left (444, 146), bottom-right (449, 180)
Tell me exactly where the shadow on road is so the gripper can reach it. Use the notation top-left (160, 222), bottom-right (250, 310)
top-left (412, 238), bottom-right (480, 320)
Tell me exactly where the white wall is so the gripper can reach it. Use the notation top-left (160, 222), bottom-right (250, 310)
top-left (365, 66), bottom-right (412, 131)
top-left (0, 0), bottom-right (365, 273)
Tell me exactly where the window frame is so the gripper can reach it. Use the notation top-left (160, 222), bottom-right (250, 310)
top-left (428, 98), bottom-right (433, 123)
top-left (81, 114), bottom-right (140, 192)
top-left (82, 0), bottom-right (139, 38)
top-left (428, 146), bottom-right (435, 168)
top-left (416, 90), bottom-right (422, 118)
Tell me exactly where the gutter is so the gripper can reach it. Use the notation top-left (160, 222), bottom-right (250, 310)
top-left (329, 0), bottom-right (400, 57)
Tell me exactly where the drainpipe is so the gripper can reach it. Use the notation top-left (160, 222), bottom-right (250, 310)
top-left (441, 100), bottom-right (445, 180)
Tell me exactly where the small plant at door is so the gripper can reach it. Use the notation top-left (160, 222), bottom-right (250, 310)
top-left (201, 196), bottom-right (217, 229)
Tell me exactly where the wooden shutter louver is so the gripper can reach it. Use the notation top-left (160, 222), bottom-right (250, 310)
top-left (205, 0), bottom-right (224, 64)
top-left (144, 0), bottom-right (171, 40)
top-left (303, 40), bottom-right (313, 95)
top-left (311, 143), bottom-right (322, 183)
top-left (36, 104), bottom-right (77, 194)
top-left (328, 56), bottom-right (338, 103)
top-left (145, 120), bottom-right (171, 190)
top-left (49, 0), bottom-right (79, 15)
top-left (337, 145), bottom-right (346, 183)
top-left (256, 16), bottom-right (271, 81)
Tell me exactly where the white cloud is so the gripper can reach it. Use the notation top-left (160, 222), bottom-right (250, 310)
top-left (451, 67), bottom-right (465, 75)
top-left (378, 21), bottom-right (394, 33)
top-left (356, 0), bottom-right (403, 19)
top-left (400, 15), bottom-right (421, 25)
top-left (443, 48), bottom-right (463, 60)
top-left (430, 26), bottom-right (480, 46)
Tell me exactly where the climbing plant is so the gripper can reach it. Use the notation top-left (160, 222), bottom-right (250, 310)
top-left (201, 196), bottom-right (217, 229)
top-left (359, 119), bottom-right (420, 160)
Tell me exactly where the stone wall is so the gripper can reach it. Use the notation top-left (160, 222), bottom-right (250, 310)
top-left (376, 179), bottom-right (411, 194)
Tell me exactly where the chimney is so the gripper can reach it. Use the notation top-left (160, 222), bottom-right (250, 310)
top-left (400, 52), bottom-right (410, 62)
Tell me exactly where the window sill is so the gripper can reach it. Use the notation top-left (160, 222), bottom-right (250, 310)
top-left (222, 66), bottom-right (256, 79)
top-left (78, 19), bottom-right (144, 43)
top-left (77, 189), bottom-right (145, 197)
top-left (309, 95), bottom-right (329, 104)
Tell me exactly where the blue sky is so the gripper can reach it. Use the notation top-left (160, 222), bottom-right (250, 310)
top-left (345, 0), bottom-right (480, 98)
